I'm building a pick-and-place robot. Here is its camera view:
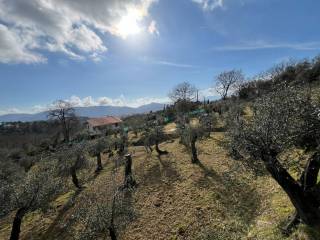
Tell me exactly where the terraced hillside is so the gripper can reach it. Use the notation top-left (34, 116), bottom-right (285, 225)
top-left (1, 129), bottom-right (319, 240)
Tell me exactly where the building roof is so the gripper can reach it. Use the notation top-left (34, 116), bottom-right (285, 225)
top-left (87, 116), bottom-right (122, 127)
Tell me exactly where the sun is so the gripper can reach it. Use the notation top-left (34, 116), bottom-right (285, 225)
top-left (116, 9), bottom-right (143, 38)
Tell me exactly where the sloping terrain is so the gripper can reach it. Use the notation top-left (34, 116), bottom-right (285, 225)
top-left (0, 132), bottom-right (318, 240)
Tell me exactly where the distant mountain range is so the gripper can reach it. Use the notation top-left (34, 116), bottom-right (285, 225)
top-left (0, 103), bottom-right (165, 122)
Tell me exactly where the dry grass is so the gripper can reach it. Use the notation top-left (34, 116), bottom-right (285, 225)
top-left (0, 132), bottom-right (318, 240)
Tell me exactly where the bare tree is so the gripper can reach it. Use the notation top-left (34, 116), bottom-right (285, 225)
top-left (215, 70), bottom-right (244, 100)
top-left (169, 82), bottom-right (197, 113)
top-left (228, 87), bottom-right (320, 233)
top-left (48, 100), bottom-right (77, 142)
top-left (169, 82), bottom-right (197, 102)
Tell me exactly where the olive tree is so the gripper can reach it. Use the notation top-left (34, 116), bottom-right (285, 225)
top-left (215, 70), bottom-right (244, 100)
top-left (89, 137), bottom-right (112, 173)
top-left (123, 154), bottom-right (136, 189)
top-left (114, 130), bottom-right (128, 155)
top-left (0, 162), bottom-right (61, 240)
top-left (124, 116), bottom-right (145, 137)
top-left (76, 169), bottom-right (134, 240)
top-left (179, 124), bottom-right (207, 164)
top-left (228, 87), bottom-right (320, 232)
top-left (199, 113), bottom-right (216, 135)
top-left (48, 100), bottom-right (77, 142)
top-left (56, 142), bottom-right (89, 189)
top-left (0, 153), bottom-right (24, 218)
top-left (142, 126), bottom-right (168, 156)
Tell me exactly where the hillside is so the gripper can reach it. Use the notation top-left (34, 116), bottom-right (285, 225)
top-left (2, 60), bottom-right (320, 240)
top-left (0, 130), bottom-right (318, 240)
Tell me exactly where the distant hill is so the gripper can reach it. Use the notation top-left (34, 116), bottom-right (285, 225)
top-left (0, 103), bottom-right (165, 122)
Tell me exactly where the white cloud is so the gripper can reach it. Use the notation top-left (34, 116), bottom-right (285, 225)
top-left (0, 108), bottom-right (22, 115)
top-left (0, 90), bottom-right (221, 115)
top-left (0, 24), bottom-right (46, 64)
top-left (212, 40), bottom-right (320, 51)
top-left (0, 0), bottom-right (157, 64)
top-left (192, 0), bottom-right (224, 11)
top-left (0, 94), bottom-right (169, 115)
top-left (67, 95), bottom-right (169, 108)
top-left (198, 87), bottom-right (219, 99)
top-left (148, 20), bottom-right (159, 36)
top-left (64, 95), bottom-right (169, 108)
top-left (82, 96), bottom-right (96, 107)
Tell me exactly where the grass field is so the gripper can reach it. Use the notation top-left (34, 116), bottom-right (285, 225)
top-left (0, 132), bottom-right (319, 240)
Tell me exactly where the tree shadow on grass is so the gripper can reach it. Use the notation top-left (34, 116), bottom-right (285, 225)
top-left (194, 161), bottom-right (262, 239)
top-left (138, 154), bottom-right (181, 187)
top-left (41, 188), bottom-right (83, 240)
top-left (196, 161), bottom-right (220, 179)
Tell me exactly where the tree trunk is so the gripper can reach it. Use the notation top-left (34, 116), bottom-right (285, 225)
top-left (108, 225), bottom-right (117, 240)
top-left (191, 135), bottom-right (199, 164)
top-left (155, 140), bottom-right (168, 156)
top-left (262, 154), bottom-right (320, 227)
top-left (282, 152), bottom-right (320, 233)
top-left (70, 167), bottom-right (81, 189)
top-left (120, 143), bottom-right (125, 153)
top-left (95, 153), bottom-right (103, 172)
top-left (144, 144), bottom-right (153, 154)
top-left (123, 154), bottom-right (136, 189)
top-left (281, 211), bottom-right (301, 235)
top-left (65, 128), bottom-right (70, 142)
top-left (118, 142), bottom-right (125, 155)
top-left (62, 118), bottom-right (70, 142)
top-left (10, 207), bottom-right (27, 240)
top-left (109, 193), bottom-right (117, 240)
top-left (302, 152), bottom-right (320, 192)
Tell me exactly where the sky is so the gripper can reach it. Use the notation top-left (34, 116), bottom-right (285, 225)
top-left (1, 0), bottom-right (320, 115)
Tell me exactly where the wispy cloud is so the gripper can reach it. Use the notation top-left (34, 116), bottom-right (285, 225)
top-left (212, 40), bottom-right (320, 51)
top-left (192, 0), bottom-right (224, 11)
top-left (151, 60), bottom-right (196, 68)
top-left (148, 20), bottom-right (160, 36)
top-left (141, 56), bottom-right (197, 68)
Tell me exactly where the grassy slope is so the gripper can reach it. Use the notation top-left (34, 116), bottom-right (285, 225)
top-left (0, 131), bottom-right (319, 240)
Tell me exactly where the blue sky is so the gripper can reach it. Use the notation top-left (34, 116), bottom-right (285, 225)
top-left (0, 0), bottom-right (320, 114)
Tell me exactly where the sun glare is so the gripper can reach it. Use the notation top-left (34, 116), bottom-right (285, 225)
top-left (116, 9), bottom-right (143, 38)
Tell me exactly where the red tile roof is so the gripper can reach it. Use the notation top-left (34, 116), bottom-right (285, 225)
top-left (87, 116), bottom-right (122, 127)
